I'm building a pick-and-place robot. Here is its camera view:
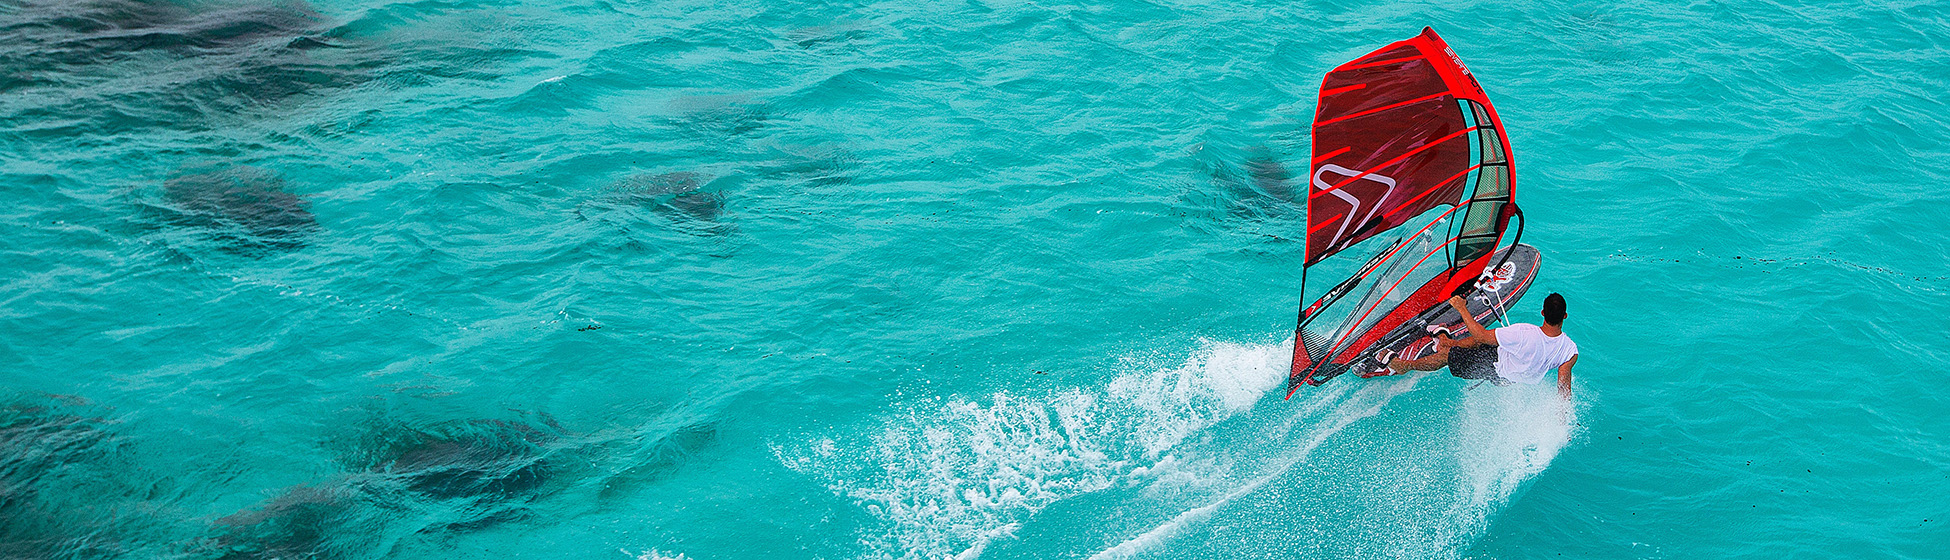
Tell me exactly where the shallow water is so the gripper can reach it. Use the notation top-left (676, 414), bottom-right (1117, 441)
top-left (2, 0), bottom-right (1946, 557)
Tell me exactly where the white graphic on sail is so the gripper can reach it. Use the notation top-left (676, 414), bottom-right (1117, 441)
top-left (1312, 163), bottom-right (1398, 251)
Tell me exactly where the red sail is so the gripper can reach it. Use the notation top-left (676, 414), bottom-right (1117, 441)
top-left (1288, 27), bottom-right (1520, 393)
top-left (1305, 28), bottom-right (1488, 265)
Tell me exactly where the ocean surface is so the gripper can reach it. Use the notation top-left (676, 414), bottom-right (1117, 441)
top-left (3, 0), bottom-right (1947, 557)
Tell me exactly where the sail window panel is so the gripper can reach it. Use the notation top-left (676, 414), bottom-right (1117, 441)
top-left (1477, 128), bottom-right (1506, 165)
top-left (1458, 199), bottom-right (1502, 237)
top-left (1471, 102), bottom-right (1493, 129)
top-left (1453, 199), bottom-right (1503, 265)
top-left (1472, 165), bottom-right (1510, 200)
top-left (1455, 236), bottom-right (1497, 267)
top-left (1454, 127), bottom-right (1511, 267)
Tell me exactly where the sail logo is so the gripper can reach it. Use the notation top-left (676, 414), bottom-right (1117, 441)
top-left (1444, 46), bottom-right (1469, 75)
top-left (1312, 164), bottom-right (1397, 248)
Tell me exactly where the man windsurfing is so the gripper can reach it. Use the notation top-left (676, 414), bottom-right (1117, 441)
top-left (1387, 293), bottom-right (1578, 398)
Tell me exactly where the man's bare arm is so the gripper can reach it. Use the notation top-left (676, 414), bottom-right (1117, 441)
top-left (1557, 354), bottom-right (1577, 400)
top-left (1446, 296), bottom-right (1496, 345)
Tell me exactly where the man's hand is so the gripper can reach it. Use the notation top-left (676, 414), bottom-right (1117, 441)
top-left (1450, 295), bottom-right (1496, 345)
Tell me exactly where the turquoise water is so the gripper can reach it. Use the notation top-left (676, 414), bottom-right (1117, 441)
top-left (3, 0), bottom-right (1947, 557)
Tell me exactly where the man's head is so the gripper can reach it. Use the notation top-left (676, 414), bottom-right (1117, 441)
top-left (1542, 293), bottom-right (1566, 326)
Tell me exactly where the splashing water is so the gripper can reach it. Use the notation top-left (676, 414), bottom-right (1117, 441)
top-left (622, 549), bottom-right (694, 560)
top-left (776, 335), bottom-right (1578, 559)
top-left (1090, 374), bottom-right (1427, 560)
top-left (777, 340), bottom-right (1292, 559)
top-left (1443, 382), bottom-right (1577, 540)
top-left (1093, 378), bottom-right (1575, 560)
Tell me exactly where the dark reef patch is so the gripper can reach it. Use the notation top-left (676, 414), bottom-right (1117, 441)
top-left (578, 171), bottom-right (730, 232)
top-left (0, 398), bottom-right (132, 560)
top-left (207, 417), bottom-right (568, 560)
top-left (0, 0), bottom-right (324, 65)
top-left (1180, 144), bottom-right (1304, 227)
top-left (210, 485), bottom-right (370, 560)
top-left (159, 165), bottom-right (318, 255)
top-left (1242, 146), bottom-right (1298, 205)
top-left (0, 0), bottom-right (379, 131)
top-left (361, 419), bottom-right (558, 502)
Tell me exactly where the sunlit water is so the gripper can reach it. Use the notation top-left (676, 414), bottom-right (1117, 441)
top-left (3, 0), bottom-right (1946, 558)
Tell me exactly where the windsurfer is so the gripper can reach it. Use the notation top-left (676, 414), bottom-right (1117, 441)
top-left (1387, 293), bottom-right (1578, 398)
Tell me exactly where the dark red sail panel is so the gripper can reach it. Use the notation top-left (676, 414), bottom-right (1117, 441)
top-left (1305, 28), bottom-right (1479, 265)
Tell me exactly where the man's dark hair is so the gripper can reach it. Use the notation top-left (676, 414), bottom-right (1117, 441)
top-left (1542, 293), bottom-right (1566, 325)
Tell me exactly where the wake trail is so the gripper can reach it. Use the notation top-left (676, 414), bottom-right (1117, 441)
top-left (1088, 374), bottom-right (1427, 560)
top-left (773, 338), bottom-right (1573, 559)
top-left (775, 339), bottom-right (1295, 560)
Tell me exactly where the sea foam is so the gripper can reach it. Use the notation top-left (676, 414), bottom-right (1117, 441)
top-left (777, 339), bottom-right (1290, 559)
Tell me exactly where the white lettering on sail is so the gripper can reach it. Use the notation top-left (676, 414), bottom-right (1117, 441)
top-left (1312, 163), bottom-right (1397, 249)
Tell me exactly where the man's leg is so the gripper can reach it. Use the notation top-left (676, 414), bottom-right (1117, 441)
top-left (1389, 348), bottom-right (1450, 375)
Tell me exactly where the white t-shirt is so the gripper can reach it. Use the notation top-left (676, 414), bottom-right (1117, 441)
top-left (1492, 323), bottom-right (1578, 385)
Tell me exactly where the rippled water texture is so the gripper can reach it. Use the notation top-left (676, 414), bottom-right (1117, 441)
top-left (3, 0), bottom-right (1946, 557)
